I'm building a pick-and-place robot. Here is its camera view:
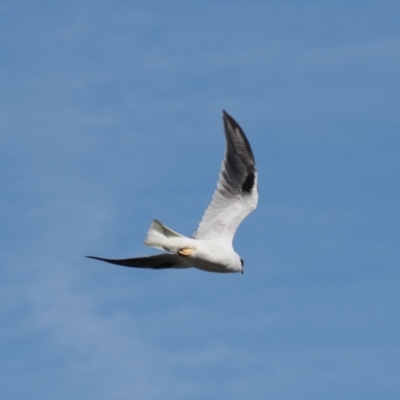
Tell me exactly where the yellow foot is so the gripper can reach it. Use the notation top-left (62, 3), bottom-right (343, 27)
top-left (178, 247), bottom-right (194, 257)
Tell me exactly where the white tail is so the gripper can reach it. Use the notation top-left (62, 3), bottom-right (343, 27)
top-left (144, 220), bottom-right (184, 250)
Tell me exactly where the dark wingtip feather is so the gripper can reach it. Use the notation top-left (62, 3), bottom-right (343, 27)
top-left (222, 110), bottom-right (256, 166)
top-left (86, 256), bottom-right (106, 261)
top-left (85, 256), bottom-right (119, 265)
top-left (85, 254), bottom-right (178, 269)
top-left (85, 255), bottom-right (130, 266)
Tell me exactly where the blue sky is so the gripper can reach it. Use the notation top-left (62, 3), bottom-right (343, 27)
top-left (1, 1), bottom-right (399, 399)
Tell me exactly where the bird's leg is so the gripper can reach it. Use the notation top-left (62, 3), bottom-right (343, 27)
top-left (177, 247), bottom-right (194, 257)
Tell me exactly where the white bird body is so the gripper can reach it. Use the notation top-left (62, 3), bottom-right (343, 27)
top-left (87, 111), bottom-right (258, 274)
top-left (186, 240), bottom-right (242, 273)
top-left (143, 219), bottom-right (243, 272)
top-left (143, 220), bottom-right (242, 273)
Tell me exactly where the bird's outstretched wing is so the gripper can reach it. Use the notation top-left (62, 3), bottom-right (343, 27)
top-left (86, 254), bottom-right (188, 269)
top-left (193, 111), bottom-right (258, 243)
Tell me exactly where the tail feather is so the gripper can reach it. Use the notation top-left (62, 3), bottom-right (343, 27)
top-left (144, 220), bottom-right (184, 250)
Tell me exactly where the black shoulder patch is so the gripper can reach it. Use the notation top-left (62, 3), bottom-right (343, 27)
top-left (242, 171), bottom-right (255, 193)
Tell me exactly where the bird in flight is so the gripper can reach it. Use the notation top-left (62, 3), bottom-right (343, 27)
top-left (87, 111), bottom-right (258, 273)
